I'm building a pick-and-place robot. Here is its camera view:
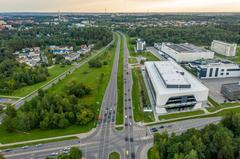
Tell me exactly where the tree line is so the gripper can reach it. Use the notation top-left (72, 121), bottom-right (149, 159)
top-left (2, 81), bottom-right (95, 132)
top-left (128, 25), bottom-right (240, 46)
top-left (150, 113), bottom-right (240, 159)
top-left (0, 58), bottom-right (49, 94)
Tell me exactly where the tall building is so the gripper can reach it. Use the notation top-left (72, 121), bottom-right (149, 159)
top-left (161, 43), bottom-right (214, 63)
top-left (189, 60), bottom-right (240, 79)
top-left (144, 61), bottom-right (208, 114)
top-left (136, 39), bottom-right (146, 52)
top-left (211, 40), bottom-right (237, 57)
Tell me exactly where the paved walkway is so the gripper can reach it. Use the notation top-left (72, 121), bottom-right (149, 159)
top-left (140, 143), bottom-right (153, 159)
top-left (144, 105), bottom-right (240, 126)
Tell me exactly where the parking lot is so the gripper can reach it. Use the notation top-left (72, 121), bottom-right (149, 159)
top-left (201, 77), bottom-right (240, 103)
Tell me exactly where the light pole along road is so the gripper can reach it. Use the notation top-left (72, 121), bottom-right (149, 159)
top-left (2, 33), bottom-right (223, 159)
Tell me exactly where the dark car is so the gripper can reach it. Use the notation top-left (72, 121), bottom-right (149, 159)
top-left (131, 153), bottom-right (135, 158)
top-left (130, 138), bottom-right (134, 142)
top-left (150, 128), bottom-right (158, 132)
top-left (125, 137), bottom-right (128, 141)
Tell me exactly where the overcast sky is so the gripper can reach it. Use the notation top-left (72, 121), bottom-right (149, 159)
top-left (0, 0), bottom-right (240, 12)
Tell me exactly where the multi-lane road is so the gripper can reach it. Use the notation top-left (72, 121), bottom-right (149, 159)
top-left (1, 33), bottom-right (223, 159)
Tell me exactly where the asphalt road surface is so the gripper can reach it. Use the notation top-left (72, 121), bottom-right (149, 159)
top-left (1, 33), bottom-right (223, 159)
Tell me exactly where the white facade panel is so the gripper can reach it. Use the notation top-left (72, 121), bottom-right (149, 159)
top-left (211, 40), bottom-right (237, 57)
top-left (161, 43), bottom-right (214, 63)
top-left (145, 61), bottom-right (209, 114)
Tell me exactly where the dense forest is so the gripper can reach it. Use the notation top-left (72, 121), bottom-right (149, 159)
top-left (128, 25), bottom-right (240, 46)
top-left (150, 113), bottom-right (240, 159)
top-left (0, 57), bottom-right (49, 94)
top-left (2, 81), bottom-right (95, 132)
top-left (0, 26), bottom-right (113, 53)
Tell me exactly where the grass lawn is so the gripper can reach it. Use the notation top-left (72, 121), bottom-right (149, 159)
top-left (0, 136), bottom-right (78, 150)
top-left (129, 57), bottom-right (138, 64)
top-left (9, 64), bottom-right (72, 97)
top-left (159, 110), bottom-right (205, 120)
top-left (109, 152), bottom-right (120, 159)
top-left (207, 102), bottom-right (240, 112)
top-left (0, 39), bottom-right (117, 144)
top-left (116, 35), bottom-right (124, 125)
top-left (215, 47), bottom-right (240, 64)
top-left (132, 68), bottom-right (154, 122)
top-left (0, 123), bottom-right (93, 144)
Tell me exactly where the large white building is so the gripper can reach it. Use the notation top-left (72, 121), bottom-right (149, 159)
top-left (189, 60), bottom-right (240, 79)
top-left (145, 61), bottom-right (208, 114)
top-left (161, 43), bottom-right (214, 63)
top-left (136, 39), bottom-right (146, 52)
top-left (211, 40), bottom-right (237, 57)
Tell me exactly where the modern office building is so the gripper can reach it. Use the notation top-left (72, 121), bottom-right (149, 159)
top-left (136, 39), bottom-right (146, 52)
top-left (211, 40), bottom-right (237, 57)
top-left (161, 43), bottom-right (214, 63)
top-left (221, 82), bottom-right (240, 101)
top-left (144, 61), bottom-right (208, 114)
top-left (189, 60), bottom-right (240, 79)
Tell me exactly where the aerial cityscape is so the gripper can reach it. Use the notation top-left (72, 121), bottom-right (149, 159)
top-left (0, 0), bottom-right (240, 159)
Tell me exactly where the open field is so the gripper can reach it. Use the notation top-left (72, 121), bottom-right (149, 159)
top-left (9, 64), bottom-right (72, 97)
top-left (109, 152), bottom-right (120, 159)
top-left (128, 57), bottom-right (138, 64)
top-left (132, 68), bottom-right (154, 123)
top-left (215, 47), bottom-right (240, 64)
top-left (0, 136), bottom-right (78, 150)
top-left (0, 123), bottom-right (92, 144)
top-left (116, 35), bottom-right (124, 125)
top-left (0, 37), bottom-right (117, 144)
top-left (158, 110), bottom-right (205, 120)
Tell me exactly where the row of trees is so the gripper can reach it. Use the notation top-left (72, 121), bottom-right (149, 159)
top-left (151, 113), bottom-right (240, 159)
top-left (0, 58), bottom-right (49, 94)
top-left (128, 25), bottom-right (240, 46)
top-left (2, 81), bottom-right (95, 132)
top-left (0, 25), bottom-right (112, 53)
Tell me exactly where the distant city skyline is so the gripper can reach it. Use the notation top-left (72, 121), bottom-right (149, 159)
top-left (0, 0), bottom-right (240, 12)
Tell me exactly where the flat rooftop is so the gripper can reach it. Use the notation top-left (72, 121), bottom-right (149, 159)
top-left (154, 62), bottom-right (191, 88)
top-left (190, 59), bottom-right (239, 68)
top-left (145, 61), bottom-right (208, 94)
top-left (164, 43), bottom-right (209, 53)
top-left (222, 83), bottom-right (240, 92)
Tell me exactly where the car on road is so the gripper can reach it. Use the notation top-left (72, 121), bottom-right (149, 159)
top-left (35, 144), bottom-right (42, 147)
top-left (125, 115), bottom-right (127, 118)
top-left (129, 122), bottom-right (132, 126)
top-left (125, 150), bottom-right (129, 156)
top-left (125, 137), bottom-right (128, 141)
top-left (131, 153), bottom-right (135, 158)
top-left (130, 138), bottom-right (134, 142)
top-left (159, 125), bottom-right (164, 129)
top-left (150, 127), bottom-right (158, 132)
top-left (22, 146), bottom-right (29, 149)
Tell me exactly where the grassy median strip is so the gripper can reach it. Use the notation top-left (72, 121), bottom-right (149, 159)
top-left (116, 35), bottom-right (124, 125)
top-left (109, 152), bottom-right (120, 159)
top-left (0, 136), bottom-right (78, 150)
top-left (132, 68), bottom-right (154, 122)
top-left (0, 39), bottom-right (117, 144)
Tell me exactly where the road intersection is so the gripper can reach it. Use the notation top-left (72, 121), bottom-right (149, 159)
top-left (2, 33), bottom-right (223, 159)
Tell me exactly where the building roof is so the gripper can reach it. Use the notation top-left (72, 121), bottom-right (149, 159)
top-left (163, 43), bottom-right (210, 53)
top-left (212, 40), bottom-right (237, 47)
top-left (222, 83), bottom-right (240, 92)
top-left (145, 61), bottom-right (208, 95)
top-left (191, 59), bottom-right (239, 68)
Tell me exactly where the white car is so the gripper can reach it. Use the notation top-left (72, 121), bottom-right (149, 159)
top-left (125, 115), bottom-right (127, 118)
